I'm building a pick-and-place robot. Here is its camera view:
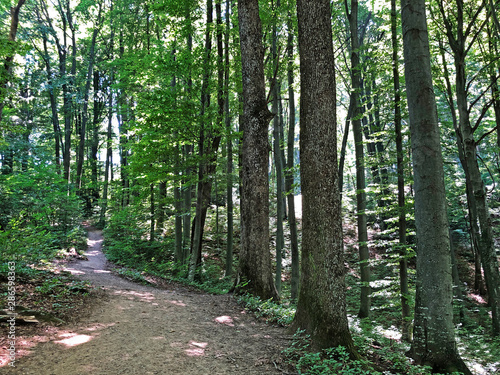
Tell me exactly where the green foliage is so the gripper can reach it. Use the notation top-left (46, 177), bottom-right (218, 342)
top-left (103, 205), bottom-right (172, 266)
top-left (35, 276), bottom-right (91, 297)
top-left (296, 346), bottom-right (373, 375)
top-left (236, 294), bottom-right (296, 326)
top-left (111, 267), bottom-right (150, 285)
top-left (0, 163), bottom-right (85, 276)
top-left (283, 331), bottom-right (375, 375)
top-left (0, 164), bottom-right (83, 233)
top-left (103, 204), bottom-right (232, 294)
top-left (0, 224), bottom-right (57, 272)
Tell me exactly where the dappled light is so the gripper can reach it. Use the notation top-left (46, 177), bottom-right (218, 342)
top-left (214, 315), bottom-right (234, 326)
top-left (55, 334), bottom-right (93, 347)
top-left (185, 341), bottom-right (208, 357)
top-left (112, 290), bottom-right (156, 302)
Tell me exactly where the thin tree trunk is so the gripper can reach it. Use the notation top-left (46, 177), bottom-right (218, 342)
top-left (189, 0), bottom-right (215, 281)
top-left (339, 101), bottom-right (353, 195)
top-left (40, 35), bottom-right (62, 170)
top-left (449, 0), bottom-right (500, 335)
top-left (346, 0), bottom-right (370, 318)
top-left (90, 70), bottom-right (104, 208)
top-left (99, 78), bottom-right (113, 227)
top-left (224, 0), bottom-right (234, 278)
top-left (76, 4), bottom-right (102, 191)
top-left (439, 39), bottom-right (485, 295)
top-left (391, 0), bottom-right (410, 341)
top-left (286, 15), bottom-right (299, 302)
top-left (182, 145), bottom-right (193, 265)
top-left (272, 0), bottom-right (284, 294)
top-left (150, 184), bottom-right (155, 241)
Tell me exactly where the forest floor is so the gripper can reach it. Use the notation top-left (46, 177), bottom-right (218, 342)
top-left (1, 228), bottom-right (292, 374)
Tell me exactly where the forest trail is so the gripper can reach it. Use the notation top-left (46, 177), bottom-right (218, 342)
top-left (7, 228), bottom-right (289, 375)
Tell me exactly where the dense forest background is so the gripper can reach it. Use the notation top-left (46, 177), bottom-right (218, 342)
top-left (1, 0), bottom-right (500, 373)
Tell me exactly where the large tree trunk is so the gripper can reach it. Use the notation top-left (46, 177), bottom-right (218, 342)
top-left (237, 0), bottom-right (279, 301)
top-left (293, 0), bottom-right (357, 354)
top-left (401, 0), bottom-right (471, 372)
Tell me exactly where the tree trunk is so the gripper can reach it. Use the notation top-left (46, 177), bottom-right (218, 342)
top-left (76, 5), bottom-right (101, 191)
top-left (182, 145), bottom-right (193, 265)
top-left (189, 0), bottom-right (217, 281)
top-left (401, 0), bottom-right (471, 372)
top-left (99, 77), bottom-right (113, 227)
top-left (293, 0), bottom-right (357, 354)
top-left (338, 102), bottom-right (353, 195)
top-left (346, 0), bottom-right (371, 319)
top-left (391, 0), bottom-right (410, 341)
top-left (441, 0), bottom-right (500, 335)
top-left (224, 0), bottom-right (234, 278)
top-left (286, 15), bottom-right (299, 302)
top-left (90, 70), bottom-right (104, 208)
top-left (237, 0), bottom-right (279, 301)
top-left (272, 0), bottom-right (284, 294)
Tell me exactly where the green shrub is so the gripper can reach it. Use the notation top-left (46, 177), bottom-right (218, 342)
top-left (237, 294), bottom-right (296, 326)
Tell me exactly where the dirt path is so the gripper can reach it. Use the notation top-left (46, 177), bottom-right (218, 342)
top-left (7, 229), bottom-right (291, 374)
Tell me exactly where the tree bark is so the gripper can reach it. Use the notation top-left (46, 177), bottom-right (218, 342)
top-left (293, 0), bottom-right (357, 354)
top-left (237, 0), bottom-right (279, 301)
top-left (401, 0), bottom-right (471, 372)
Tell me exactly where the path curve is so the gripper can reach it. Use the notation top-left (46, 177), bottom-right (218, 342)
top-left (8, 228), bottom-right (289, 375)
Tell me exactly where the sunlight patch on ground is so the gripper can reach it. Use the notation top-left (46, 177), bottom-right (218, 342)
top-left (93, 269), bottom-right (111, 274)
top-left (347, 316), bottom-right (402, 341)
top-left (214, 315), bottom-right (234, 326)
top-left (65, 267), bottom-right (85, 275)
top-left (84, 250), bottom-right (101, 258)
top-left (113, 290), bottom-right (156, 301)
top-left (168, 300), bottom-right (187, 307)
top-left (55, 334), bottom-right (93, 347)
top-left (185, 341), bottom-right (208, 357)
top-left (87, 240), bottom-right (103, 247)
top-left (470, 361), bottom-right (500, 375)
